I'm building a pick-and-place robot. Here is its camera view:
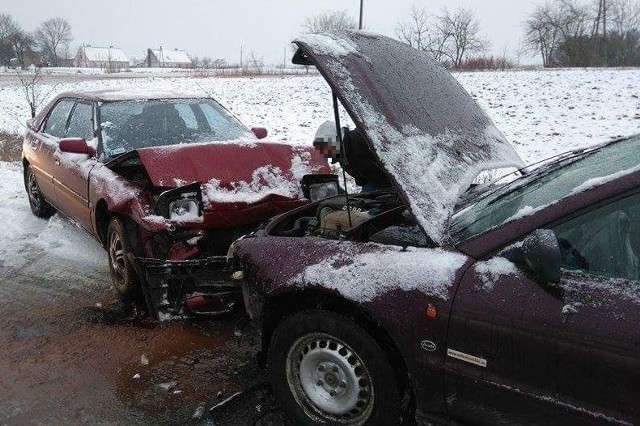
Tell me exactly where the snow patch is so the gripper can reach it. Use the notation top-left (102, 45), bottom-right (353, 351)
top-left (474, 257), bottom-right (520, 291)
top-left (296, 33), bottom-right (357, 57)
top-left (293, 245), bottom-right (467, 302)
top-left (570, 165), bottom-right (640, 195)
top-left (201, 165), bottom-right (299, 205)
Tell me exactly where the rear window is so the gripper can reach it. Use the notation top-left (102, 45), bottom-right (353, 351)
top-left (98, 99), bottom-right (254, 160)
top-left (451, 136), bottom-right (640, 244)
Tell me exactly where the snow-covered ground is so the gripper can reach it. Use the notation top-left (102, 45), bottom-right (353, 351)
top-left (0, 68), bottom-right (639, 277)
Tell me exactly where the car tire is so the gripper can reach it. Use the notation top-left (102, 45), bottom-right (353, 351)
top-left (106, 217), bottom-right (140, 300)
top-left (268, 309), bottom-right (403, 425)
top-left (25, 165), bottom-right (55, 218)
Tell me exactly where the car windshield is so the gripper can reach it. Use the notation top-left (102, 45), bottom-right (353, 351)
top-left (451, 135), bottom-right (640, 244)
top-left (98, 99), bottom-right (254, 160)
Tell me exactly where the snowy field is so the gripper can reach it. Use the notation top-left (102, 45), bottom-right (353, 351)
top-left (0, 68), bottom-right (639, 274)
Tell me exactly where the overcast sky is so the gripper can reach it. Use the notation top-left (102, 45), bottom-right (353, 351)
top-left (4, 0), bottom-right (549, 65)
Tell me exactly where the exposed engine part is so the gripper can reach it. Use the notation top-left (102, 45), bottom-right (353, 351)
top-left (267, 192), bottom-right (434, 248)
top-left (321, 209), bottom-right (370, 234)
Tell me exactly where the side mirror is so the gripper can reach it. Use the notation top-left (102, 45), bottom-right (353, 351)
top-left (59, 138), bottom-right (96, 157)
top-left (521, 229), bottom-right (561, 284)
top-left (251, 127), bottom-right (268, 139)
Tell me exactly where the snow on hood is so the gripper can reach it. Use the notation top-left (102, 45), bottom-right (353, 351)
top-left (292, 242), bottom-right (467, 302)
top-left (294, 31), bottom-right (525, 244)
top-left (122, 141), bottom-right (328, 204)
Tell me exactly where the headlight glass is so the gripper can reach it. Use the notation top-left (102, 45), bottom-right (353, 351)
top-left (309, 182), bottom-right (339, 202)
top-left (169, 198), bottom-right (200, 220)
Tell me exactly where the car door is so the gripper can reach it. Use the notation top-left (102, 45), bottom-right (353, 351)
top-left (29, 99), bottom-right (75, 206)
top-left (53, 101), bottom-right (98, 232)
top-left (444, 191), bottom-right (640, 424)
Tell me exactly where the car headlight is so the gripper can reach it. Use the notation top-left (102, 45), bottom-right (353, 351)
top-left (301, 174), bottom-right (340, 202)
top-left (309, 181), bottom-right (339, 202)
top-left (155, 182), bottom-right (203, 220)
top-left (169, 198), bottom-right (200, 219)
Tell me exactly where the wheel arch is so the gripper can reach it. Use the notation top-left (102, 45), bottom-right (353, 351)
top-left (94, 199), bottom-right (111, 248)
top-left (22, 158), bottom-right (31, 189)
top-left (260, 289), bottom-right (412, 398)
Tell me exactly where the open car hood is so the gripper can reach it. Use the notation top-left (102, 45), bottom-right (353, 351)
top-left (107, 141), bottom-right (329, 200)
top-left (293, 31), bottom-right (524, 244)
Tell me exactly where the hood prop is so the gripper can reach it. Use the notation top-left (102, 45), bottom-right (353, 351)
top-left (332, 91), bottom-right (353, 229)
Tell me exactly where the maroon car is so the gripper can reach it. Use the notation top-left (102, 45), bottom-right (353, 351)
top-left (22, 90), bottom-right (332, 317)
top-left (233, 32), bottom-right (640, 424)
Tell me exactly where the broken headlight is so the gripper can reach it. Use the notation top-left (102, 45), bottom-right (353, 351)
top-left (169, 198), bottom-right (200, 219)
top-left (156, 182), bottom-right (203, 220)
top-left (301, 174), bottom-right (340, 202)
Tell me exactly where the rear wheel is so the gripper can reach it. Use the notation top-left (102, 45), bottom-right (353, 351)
top-left (268, 310), bottom-right (403, 425)
top-left (25, 165), bottom-right (55, 218)
top-left (106, 218), bottom-right (140, 299)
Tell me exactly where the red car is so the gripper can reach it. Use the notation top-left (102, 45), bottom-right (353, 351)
top-left (233, 31), bottom-right (640, 424)
top-left (22, 90), bottom-right (332, 316)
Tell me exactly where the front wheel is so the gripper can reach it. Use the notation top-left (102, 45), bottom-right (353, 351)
top-left (268, 310), bottom-right (403, 425)
top-left (106, 218), bottom-right (140, 299)
top-left (25, 165), bottom-right (55, 218)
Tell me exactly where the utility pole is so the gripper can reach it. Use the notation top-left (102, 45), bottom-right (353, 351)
top-left (603, 0), bottom-right (608, 67)
top-left (359, 0), bottom-right (364, 30)
top-left (240, 45), bottom-right (243, 69)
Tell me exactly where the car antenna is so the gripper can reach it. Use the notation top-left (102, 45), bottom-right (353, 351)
top-left (332, 91), bottom-right (353, 229)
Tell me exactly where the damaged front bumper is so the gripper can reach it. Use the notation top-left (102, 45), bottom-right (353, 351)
top-left (137, 256), bottom-right (243, 321)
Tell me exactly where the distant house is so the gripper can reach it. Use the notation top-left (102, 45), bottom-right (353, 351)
top-left (75, 46), bottom-right (129, 71)
top-left (146, 48), bottom-right (192, 68)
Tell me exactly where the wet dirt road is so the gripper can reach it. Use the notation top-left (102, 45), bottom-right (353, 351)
top-left (0, 272), bottom-right (292, 425)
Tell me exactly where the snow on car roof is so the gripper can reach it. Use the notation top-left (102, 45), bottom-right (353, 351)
top-left (55, 88), bottom-right (207, 102)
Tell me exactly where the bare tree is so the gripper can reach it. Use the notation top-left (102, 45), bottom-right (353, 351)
top-left (35, 17), bottom-right (72, 66)
top-left (12, 31), bottom-right (34, 67)
top-left (0, 14), bottom-right (21, 66)
top-left (395, 6), bottom-right (431, 50)
top-left (302, 10), bottom-right (357, 33)
top-left (17, 67), bottom-right (56, 118)
top-left (248, 51), bottom-right (264, 74)
top-left (523, 4), bottom-right (562, 67)
top-left (608, 0), bottom-right (640, 64)
top-left (437, 7), bottom-right (490, 68)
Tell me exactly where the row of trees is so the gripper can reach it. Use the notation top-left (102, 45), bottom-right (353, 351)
top-left (0, 14), bottom-right (72, 67)
top-left (524, 0), bottom-right (640, 67)
top-left (303, 7), bottom-right (493, 70)
top-left (395, 6), bottom-right (490, 69)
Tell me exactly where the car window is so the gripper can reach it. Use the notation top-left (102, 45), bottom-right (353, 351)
top-left (553, 192), bottom-right (640, 282)
top-left (99, 99), bottom-right (254, 160)
top-left (451, 136), bottom-right (640, 244)
top-left (43, 100), bottom-right (75, 138)
top-left (66, 102), bottom-right (95, 141)
top-left (173, 104), bottom-right (198, 129)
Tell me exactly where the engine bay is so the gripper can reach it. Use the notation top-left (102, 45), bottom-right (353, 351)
top-left (265, 191), bottom-right (433, 248)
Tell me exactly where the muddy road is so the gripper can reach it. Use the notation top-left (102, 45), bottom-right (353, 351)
top-left (0, 252), bottom-right (293, 425)
top-left (0, 162), bottom-right (291, 424)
